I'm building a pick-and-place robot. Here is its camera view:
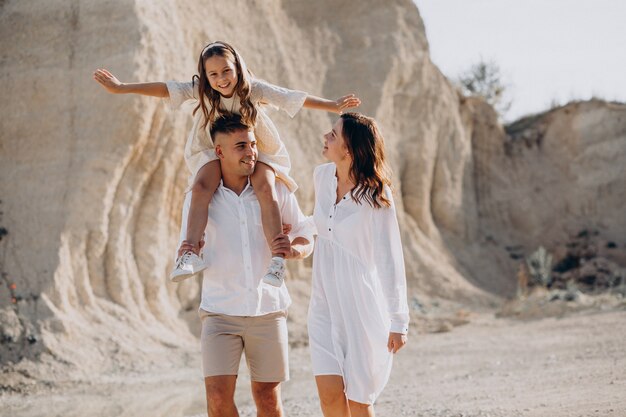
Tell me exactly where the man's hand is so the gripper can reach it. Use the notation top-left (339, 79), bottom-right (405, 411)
top-left (177, 239), bottom-right (204, 258)
top-left (271, 233), bottom-right (292, 258)
top-left (272, 225), bottom-right (310, 260)
top-left (271, 232), bottom-right (307, 260)
top-left (387, 332), bottom-right (407, 354)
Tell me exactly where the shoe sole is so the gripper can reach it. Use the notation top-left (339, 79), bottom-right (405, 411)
top-left (170, 264), bottom-right (208, 283)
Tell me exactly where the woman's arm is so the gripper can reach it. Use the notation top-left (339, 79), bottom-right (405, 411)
top-left (93, 68), bottom-right (169, 98)
top-left (373, 190), bottom-right (410, 336)
top-left (303, 94), bottom-right (361, 114)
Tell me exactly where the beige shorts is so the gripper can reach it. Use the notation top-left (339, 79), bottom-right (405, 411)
top-left (199, 309), bottom-right (289, 382)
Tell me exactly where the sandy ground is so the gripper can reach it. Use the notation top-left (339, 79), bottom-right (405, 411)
top-left (2, 308), bottom-right (625, 417)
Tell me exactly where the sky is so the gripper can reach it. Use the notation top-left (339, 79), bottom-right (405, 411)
top-left (413, 0), bottom-right (626, 121)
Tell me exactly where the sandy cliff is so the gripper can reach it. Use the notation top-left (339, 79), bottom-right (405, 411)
top-left (1, 0), bottom-right (624, 385)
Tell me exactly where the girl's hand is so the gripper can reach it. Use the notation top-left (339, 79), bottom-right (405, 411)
top-left (93, 68), bottom-right (124, 94)
top-left (282, 223), bottom-right (292, 234)
top-left (335, 94), bottom-right (361, 113)
top-left (387, 332), bottom-right (407, 354)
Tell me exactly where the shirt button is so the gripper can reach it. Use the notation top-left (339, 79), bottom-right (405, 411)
top-left (329, 215), bottom-right (332, 218)
top-left (328, 228), bottom-right (331, 231)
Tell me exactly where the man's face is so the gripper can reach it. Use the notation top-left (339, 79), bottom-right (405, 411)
top-left (215, 129), bottom-right (258, 177)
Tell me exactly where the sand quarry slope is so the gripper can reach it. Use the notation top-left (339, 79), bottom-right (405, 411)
top-left (3, 310), bottom-right (626, 416)
top-left (1, 0), bottom-right (625, 388)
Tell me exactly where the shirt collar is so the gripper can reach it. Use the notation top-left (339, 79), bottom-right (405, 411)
top-left (218, 176), bottom-right (253, 196)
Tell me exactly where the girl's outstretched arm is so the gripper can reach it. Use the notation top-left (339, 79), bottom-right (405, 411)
top-left (303, 93), bottom-right (361, 113)
top-left (93, 68), bottom-right (169, 98)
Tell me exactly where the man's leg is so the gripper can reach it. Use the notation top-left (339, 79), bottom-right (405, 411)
top-left (315, 375), bottom-right (350, 417)
top-left (200, 311), bottom-right (245, 417)
top-left (205, 375), bottom-right (238, 417)
top-left (251, 381), bottom-right (282, 417)
top-left (244, 311), bottom-right (289, 416)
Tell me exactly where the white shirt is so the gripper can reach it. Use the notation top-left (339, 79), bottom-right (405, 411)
top-left (199, 179), bottom-right (314, 316)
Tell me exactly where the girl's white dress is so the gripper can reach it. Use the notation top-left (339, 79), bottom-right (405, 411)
top-left (165, 78), bottom-right (307, 192)
top-left (308, 163), bottom-right (410, 405)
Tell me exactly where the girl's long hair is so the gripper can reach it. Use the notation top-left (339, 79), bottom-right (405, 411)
top-left (192, 41), bottom-right (257, 131)
top-left (341, 113), bottom-right (392, 209)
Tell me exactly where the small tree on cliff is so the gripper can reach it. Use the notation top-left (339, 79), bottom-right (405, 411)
top-left (457, 59), bottom-right (511, 118)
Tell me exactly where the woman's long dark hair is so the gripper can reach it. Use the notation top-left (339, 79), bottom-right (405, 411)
top-left (340, 113), bottom-right (392, 209)
top-left (192, 41), bottom-right (257, 130)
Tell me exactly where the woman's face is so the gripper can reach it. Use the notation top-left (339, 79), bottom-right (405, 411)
top-left (322, 118), bottom-right (350, 163)
top-left (204, 55), bottom-right (238, 98)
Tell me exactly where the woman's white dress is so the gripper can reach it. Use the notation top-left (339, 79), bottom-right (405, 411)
top-left (308, 163), bottom-right (410, 405)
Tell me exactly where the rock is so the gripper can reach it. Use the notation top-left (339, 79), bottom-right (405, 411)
top-left (0, 309), bottom-right (22, 343)
top-left (434, 321), bottom-right (454, 333)
top-left (1, 0), bottom-right (625, 380)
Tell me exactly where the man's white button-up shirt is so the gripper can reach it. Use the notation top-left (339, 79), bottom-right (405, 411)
top-left (199, 179), bottom-right (314, 316)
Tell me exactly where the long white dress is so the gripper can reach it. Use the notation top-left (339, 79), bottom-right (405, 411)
top-left (308, 163), bottom-right (410, 405)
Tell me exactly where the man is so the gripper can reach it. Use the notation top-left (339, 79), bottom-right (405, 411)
top-left (178, 114), bottom-right (314, 417)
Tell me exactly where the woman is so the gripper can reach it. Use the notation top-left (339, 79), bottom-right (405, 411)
top-left (308, 113), bottom-right (410, 416)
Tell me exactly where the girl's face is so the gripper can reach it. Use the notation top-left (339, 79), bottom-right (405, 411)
top-left (204, 55), bottom-right (238, 98)
top-left (322, 118), bottom-right (350, 163)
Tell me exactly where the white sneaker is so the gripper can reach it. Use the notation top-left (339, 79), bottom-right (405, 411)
top-left (262, 257), bottom-right (286, 287)
top-left (169, 251), bottom-right (207, 283)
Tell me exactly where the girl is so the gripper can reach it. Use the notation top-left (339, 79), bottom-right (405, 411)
top-left (94, 41), bottom-right (360, 285)
top-left (308, 113), bottom-right (409, 416)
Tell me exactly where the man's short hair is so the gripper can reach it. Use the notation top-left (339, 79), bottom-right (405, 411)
top-left (210, 113), bottom-right (251, 139)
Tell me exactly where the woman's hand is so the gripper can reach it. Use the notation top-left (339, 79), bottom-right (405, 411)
top-left (387, 332), bottom-right (407, 354)
top-left (334, 94), bottom-right (361, 113)
top-left (93, 68), bottom-right (124, 94)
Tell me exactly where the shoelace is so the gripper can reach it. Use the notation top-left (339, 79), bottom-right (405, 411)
top-left (175, 251), bottom-right (194, 268)
top-left (268, 262), bottom-right (285, 274)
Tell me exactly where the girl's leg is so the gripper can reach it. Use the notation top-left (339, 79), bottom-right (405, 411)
top-left (315, 375), bottom-right (350, 417)
top-left (183, 160), bottom-right (221, 255)
top-left (250, 162), bottom-right (283, 259)
top-left (348, 400), bottom-right (375, 417)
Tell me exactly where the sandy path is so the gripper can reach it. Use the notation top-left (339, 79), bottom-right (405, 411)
top-left (3, 309), bottom-right (625, 416)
